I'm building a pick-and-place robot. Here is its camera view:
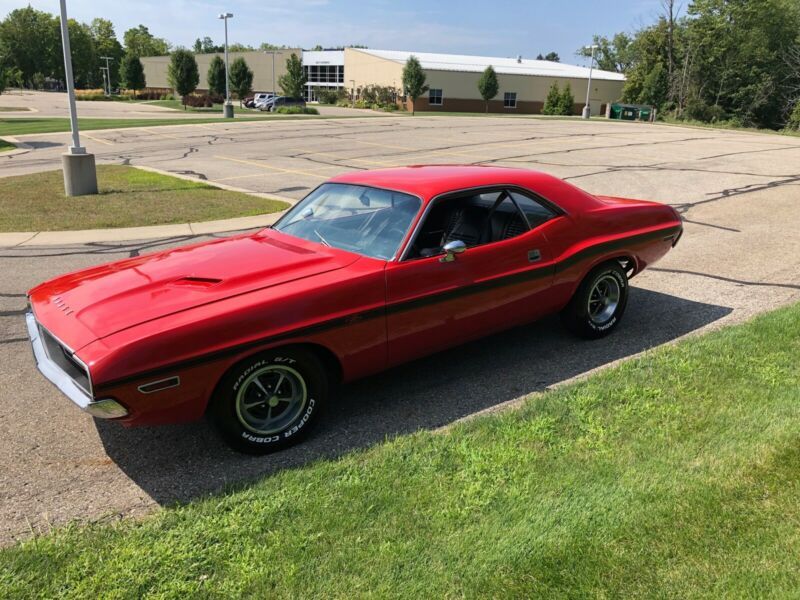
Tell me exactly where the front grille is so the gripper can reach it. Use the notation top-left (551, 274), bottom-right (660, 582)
top-left (39, 325), bottom-right (91, 396)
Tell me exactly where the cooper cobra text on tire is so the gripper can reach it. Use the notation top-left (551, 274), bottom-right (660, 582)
top-left (209, 348), bottom-right (328, 454)
top-left (561, 261), bottom-right (629, 339)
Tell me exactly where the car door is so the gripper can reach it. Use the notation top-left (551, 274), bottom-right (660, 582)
top-left (384, 188), bottom-right (557, 367)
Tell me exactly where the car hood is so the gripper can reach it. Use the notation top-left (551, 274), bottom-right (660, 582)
top-left (29, 229), bottom-right (360, 350)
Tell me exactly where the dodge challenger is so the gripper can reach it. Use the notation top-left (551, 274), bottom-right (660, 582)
top-left (26, 166), bottom-right (682, 453)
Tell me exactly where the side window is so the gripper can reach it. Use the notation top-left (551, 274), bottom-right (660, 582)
top-left (509, 191), bottom-right (557, 229)
top-left (428, 89), bottom-right (443, 106)
top-left (406, 191), bottom-right (530, 259)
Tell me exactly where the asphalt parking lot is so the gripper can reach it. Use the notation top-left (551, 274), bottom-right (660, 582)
top-left (1, 114), bottom-right (799, 544)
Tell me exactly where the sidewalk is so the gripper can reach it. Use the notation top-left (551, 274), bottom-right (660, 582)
top-left (0, 211), bottom-right (288, 247)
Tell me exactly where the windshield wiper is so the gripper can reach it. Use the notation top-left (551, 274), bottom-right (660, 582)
top-left (314, 229), bottom-right (331, 247)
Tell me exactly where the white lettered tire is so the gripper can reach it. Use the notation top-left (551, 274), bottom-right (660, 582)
top-left (210, 348), bottom-right (328, 454)
top-left (561, 262), bottom-right (629, 339)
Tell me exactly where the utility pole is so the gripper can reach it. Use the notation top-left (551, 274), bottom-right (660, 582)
top-left (100, 55), bottom-right (114, 95)
top-left (59, 0), bottom-right (97, 196)
top-left (582, 44), bottom-right (599, 119)
top-left (218, 12), bottom-right (234, 118)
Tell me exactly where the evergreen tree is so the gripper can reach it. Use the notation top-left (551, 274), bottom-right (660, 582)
top-left (402, 55), bottom-right (428, 116)
top-left (477, 65), bottom-right (499, 113)
top-left (558, 83), bottom-right (575, 115)
top-left (542, 82), bottom-right (561, 115)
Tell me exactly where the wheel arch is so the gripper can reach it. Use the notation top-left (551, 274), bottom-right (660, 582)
top-left (205, 341), bottom-right (344, 416)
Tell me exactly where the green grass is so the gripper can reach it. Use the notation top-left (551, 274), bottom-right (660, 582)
top-left (2, 302), bottom-right (799, 597)
top-left (658, 116), bottom-right (800, 138)
top-left (0, 114), bottom-right (328, 136)
top-left (0, 165), bottom-right (288, 231)
top-left (0, 138), bottom-right (15, 152)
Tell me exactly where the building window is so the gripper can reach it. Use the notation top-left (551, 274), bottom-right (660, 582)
top-left (429, 88), bottom-right (443, 106)
top-left (504, 92), bottom-right (517, 108)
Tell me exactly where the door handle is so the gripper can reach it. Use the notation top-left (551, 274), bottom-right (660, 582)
top-left (528, 249), bottom-right (542, 262)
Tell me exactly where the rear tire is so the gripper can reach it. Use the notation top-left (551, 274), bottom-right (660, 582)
top-left (561, 262), bottom-right (629, 339)
top-left (209, 348), bottom-right (328, 454)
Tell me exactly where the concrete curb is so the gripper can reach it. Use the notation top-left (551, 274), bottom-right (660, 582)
top-left (0, 164), bottom-right (297, 247)
top-left (0, 136), bottom-right (34, 157)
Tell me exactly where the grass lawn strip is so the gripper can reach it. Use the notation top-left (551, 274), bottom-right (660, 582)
top-left (1, 301), bottom-right (798, 597)
top-left (0, 165), bottom-right (288, 231)
top-left (0, 138), bottom-right (15, 152)
top-left (0, 115), bottom-right (332, 136)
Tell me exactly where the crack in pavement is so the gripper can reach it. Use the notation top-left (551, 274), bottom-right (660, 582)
top-left (649, 268), bottom-right (800, 291)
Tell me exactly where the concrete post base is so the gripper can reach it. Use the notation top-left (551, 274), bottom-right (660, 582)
top-left (223, 103), bottom-right (234, 118)
top-left (62, 152), bottom-right (98, 197)
top-left (582, 106), bottom-right (591, 119)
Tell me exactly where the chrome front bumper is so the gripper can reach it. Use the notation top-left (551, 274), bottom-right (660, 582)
top-left (26, 312), bottom-right (128, 419)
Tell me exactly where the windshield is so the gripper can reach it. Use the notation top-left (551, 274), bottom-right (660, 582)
top-left (274, 183), bottom-right (421, 260)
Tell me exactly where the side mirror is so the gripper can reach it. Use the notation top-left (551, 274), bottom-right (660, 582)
top-left (440, 240), bottom-right (467, 263)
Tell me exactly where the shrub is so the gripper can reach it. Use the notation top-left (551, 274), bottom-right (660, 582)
top-left (784, 102), bottom-right (800, 132)
top-left (317, 88), bottom-right (348, 104)
top-left (684, 99), bottom-right (728, 123)
top-left (182, 93), bottom-right (214, 108)
top-left (275, 106), bottom-right (319, 115)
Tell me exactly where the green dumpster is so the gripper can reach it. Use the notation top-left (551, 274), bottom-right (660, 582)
top-left (609, 103), bottom-right (654, 122)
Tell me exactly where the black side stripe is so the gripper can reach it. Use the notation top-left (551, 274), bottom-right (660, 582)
top-left (95, 224), bottom-right (681, 391)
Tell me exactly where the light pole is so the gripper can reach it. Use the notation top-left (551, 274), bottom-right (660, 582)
top-left (218, 12), bottom-right (234, 118)
top-left (58, 0), bottom-right (97, 196)
top-left (263, 50), bottom-right (277, 95)
top-left (582, 44), bottom-right (599, 119)
top-left (100, 55), bottom-right (114, 95)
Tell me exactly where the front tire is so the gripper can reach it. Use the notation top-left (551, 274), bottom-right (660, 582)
top-left (561, 262), bottom-right (629, 339)
top-left (210, 348), bottom-right (328, 454)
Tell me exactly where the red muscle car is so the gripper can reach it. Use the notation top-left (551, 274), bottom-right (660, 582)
top-left (26, 166), bottom-right (682, 453)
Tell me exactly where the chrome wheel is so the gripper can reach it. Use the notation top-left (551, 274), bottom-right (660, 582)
top-left (235, 365), bottom-right (307, 435)
top-left (587, 274), bottom-right (621, 325)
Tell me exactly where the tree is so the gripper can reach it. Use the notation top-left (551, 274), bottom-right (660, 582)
top-left (207, 55), bottom-right (226, 97)
top-left (0, 69), bottom-right (6, 95)
top-left (194, 36), bottom-right (222, 54)
top-left (119, 53), bottom-right (145, 97)
top-left (542, 82), bottom-right (561, 115)
top-left (402, 55), bottom-right (428, 116)
top-left (90, 18), bottom-right (123, 88)
top-left (537, 52), bottom-right (560, 62)
top-left (576, 33), bottom-right (633, 73)
top-left (229, 57), bottom-right (253, 105)
top-left (477, 65), bottom-right (499, 112)
top-left (278, 53), bottom-right (306, 98)
top-left (59, 19), bottom-right (97, 88)
top-left (168, 49), bottom-right (199, 108)
top-left (0, 7), bottom-right (60, 87)
top-left (558, 83), bottom-right (575, 115)
top-left (123, 25), bottom-right (170, 57)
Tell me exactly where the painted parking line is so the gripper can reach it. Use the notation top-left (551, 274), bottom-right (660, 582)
top-left (82, 133), bottom-right (114, 146)
top-left (141, 127), bottom-right (185, 140)
top-left (213, 155), bottom-right (330, 179)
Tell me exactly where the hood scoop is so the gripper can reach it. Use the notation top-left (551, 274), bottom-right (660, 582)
top-left (171, 276), bottom-right (223, 289)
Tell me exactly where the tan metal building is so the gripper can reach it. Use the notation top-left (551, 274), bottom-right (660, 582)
top-left (344, 48), bottom-right (625, 115)
top-left (140, 49), bottom-right (302, 94)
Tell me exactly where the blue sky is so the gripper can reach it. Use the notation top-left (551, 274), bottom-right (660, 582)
top-left (1, 0), bottom-right (672, 66)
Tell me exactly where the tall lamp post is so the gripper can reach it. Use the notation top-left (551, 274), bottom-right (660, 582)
top-left (262, 50), bottom-right (277, 96)
top-left (218, 12), bottom-right (234, 118)
top-left (58, 0), bottom-right (97, 196)
top-left (582, 44), bottom-right (599, 119)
